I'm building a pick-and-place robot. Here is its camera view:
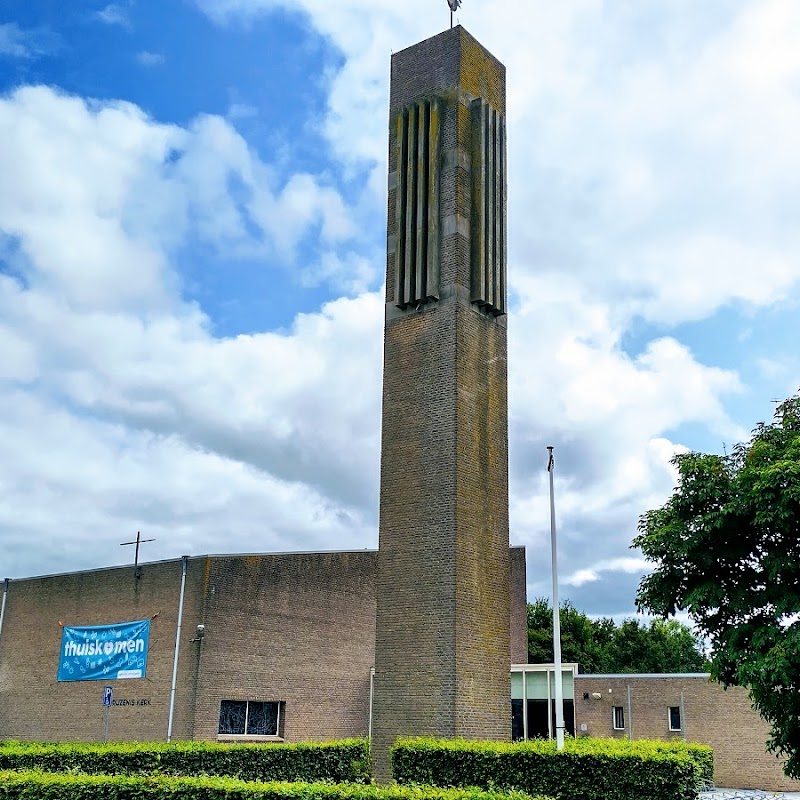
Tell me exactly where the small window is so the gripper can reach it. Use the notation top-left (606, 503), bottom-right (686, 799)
top-left (612, 705), bottom-right (625, 730)
top-left (218, 700), bottom-right (281, 736)
top-left (669, 706), bottom-right (682, 731)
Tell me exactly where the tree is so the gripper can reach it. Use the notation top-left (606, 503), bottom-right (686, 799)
top-left (527, 598), bottom-right (611, 673)
top-left (526, 598), bottom-right (706, 674)
top-left (634, 395), bottom-right (800, 777)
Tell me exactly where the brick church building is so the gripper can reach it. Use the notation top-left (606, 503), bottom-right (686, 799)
top-left (1, 23), bottom-right (797, 793)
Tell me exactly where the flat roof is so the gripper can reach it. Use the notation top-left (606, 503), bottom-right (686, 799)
top-left (575, 673), bottom-right (711, 679)
top-left (4, 549), bottom-right (379, 583)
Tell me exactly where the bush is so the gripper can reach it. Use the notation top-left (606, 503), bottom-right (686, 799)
top-left (391, 737), bottom-right (713, 800)
top-left (0, 770), bottom-right (551, 800)
top-left (559, 737), bottom-right (713, 787)
top-left (0, 739), bottom-right (371, 783)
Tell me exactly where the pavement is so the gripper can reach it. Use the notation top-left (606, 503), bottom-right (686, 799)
top-left (699, 791), bottom-right (800, 800)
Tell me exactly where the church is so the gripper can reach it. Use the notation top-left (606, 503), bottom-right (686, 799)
top-left (0, 548), bottom-right (526, 744)
top-left (1, 23), bottom-right (799, 793)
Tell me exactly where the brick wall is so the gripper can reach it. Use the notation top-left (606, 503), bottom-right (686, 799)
top-left (373, 25), bottom-right (510, 781)
top-left (0, 546), bottom-right (526, 746)
top-left (192, 551), bottom-right (376, 742)
top-left (0, 557), bottom-right (203, 742)
top-left (509, 547), bottom-right (527, 664)
top-left (575, 674), bottom-right (800, 791)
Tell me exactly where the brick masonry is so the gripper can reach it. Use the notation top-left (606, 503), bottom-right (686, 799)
top-left (509, 547), bottom-right (527, 665)
top-left (575, 675), bottom-right (800, 791)
top-left (192, 551), bottom-right (377, 743)
top-left (373, 26), bottom-right (511, 781)
top-left (0, 558), bottom-right (203, 742)
top-left (0, 548), bottom-right (526, 744)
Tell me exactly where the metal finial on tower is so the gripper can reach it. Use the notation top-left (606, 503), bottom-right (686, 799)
top-left (447, 0), bottom-right (461, 29)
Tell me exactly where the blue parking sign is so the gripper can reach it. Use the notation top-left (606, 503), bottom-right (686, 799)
top-left (103, 686), bottom-right (113, 706)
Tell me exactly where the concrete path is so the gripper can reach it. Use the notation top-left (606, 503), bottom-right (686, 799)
top-left (700, 790), bottom-right (800, 800)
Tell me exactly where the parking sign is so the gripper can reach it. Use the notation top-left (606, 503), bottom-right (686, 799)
top-left (102, 686), bottom-right (113, 706)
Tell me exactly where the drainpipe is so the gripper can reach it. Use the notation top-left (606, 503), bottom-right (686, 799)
top-left (522, 669), bottom-right (528, 741)
top-left (627, 685), bottom-right (633, 741)
top-left (167, 556), bottom-right (188, 742)
top-left (0, 579), bottom-right (9, 645)
top-left (368, 667), bottom-right (375, 742)
top-left (680, 690), bottom-right (686, 741)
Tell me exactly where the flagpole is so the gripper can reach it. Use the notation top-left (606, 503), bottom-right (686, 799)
top-left (547, 446), bottom-right (565, 750)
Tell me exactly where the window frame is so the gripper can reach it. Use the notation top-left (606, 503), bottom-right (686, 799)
top-left (612, 705), bottom-right (625, 731)
top-left (217, 699), bottom-right (283, 740)
top-left (668, 705), bottom-right (682, 732)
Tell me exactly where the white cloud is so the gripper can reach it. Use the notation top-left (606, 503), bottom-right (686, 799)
top-left (136, 51), bottom-right (165, 67)
top-left (95, 4), bottom-right (132, 29)
top-left (0, 86), bottom-right (358, 300)
top-left (0, 23), bottom-right (30, 58)
top-left (0, 85), bottom-right (383, 577)
top-left (227, 102), bottom-right (258, 120)
top-left (3, 1), bottom-right (800, 618)
top-left (0, 22), bottom-right (53, 60)
top-left (564, 558), bottom-right (650, 588)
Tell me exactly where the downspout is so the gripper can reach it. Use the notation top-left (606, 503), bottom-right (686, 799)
top-left (522, 669), bottom-right (528, 741)
top-left (167, 556), bottom-right (188, 742)
top-left (0, 579), bottom-right (9, 645)
top-left (368, 667), bottom-right (375, 743)
top-left (627, 684), bottom-right (633, 741)
top-left (680, 690), bottom-right (686, 741)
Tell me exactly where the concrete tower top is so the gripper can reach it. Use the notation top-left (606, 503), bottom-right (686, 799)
top-left (390, 26), bottom-right (506, 114)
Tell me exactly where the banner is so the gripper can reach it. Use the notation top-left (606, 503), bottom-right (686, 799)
top-left (57, 619), bottom-right (150, 682)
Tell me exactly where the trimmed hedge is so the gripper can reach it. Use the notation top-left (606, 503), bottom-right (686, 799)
top-left (563, 737), bottom-right (714, 787)
top-left (0, 771), bottom-right (552, 800)
top-left (391, 737), bottom-right (713, 800)
top-left (0, 739), bottom-right (370, 783)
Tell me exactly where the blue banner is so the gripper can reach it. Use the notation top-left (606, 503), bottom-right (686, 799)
top-left (57, 619), bottom-right (150, 682)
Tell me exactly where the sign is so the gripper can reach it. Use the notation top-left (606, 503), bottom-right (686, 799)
top-left (111, 698), bottom-right (151, 707)
top-left (103, 686), bottom-right (113, 706)
top-left (58, 619), bottom-right (150, 682)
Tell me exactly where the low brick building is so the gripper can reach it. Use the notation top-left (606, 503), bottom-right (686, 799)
top-left (574, 673), bottom-right (800, 791)
top-left (0, 547), bottom-right (527, 744)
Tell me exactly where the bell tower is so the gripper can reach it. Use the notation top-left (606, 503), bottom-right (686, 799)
top-left (372, 25), bottom-right (510, 780)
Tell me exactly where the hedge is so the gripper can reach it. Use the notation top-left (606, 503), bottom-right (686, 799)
top-left (391, 737), bottom-right (713, 800)
top-left (564, 737), bottom-right (713, 787)
top-left (0, 771), bottom-right (552, 800)
top-left (0, 739), bottom-right (370, 783)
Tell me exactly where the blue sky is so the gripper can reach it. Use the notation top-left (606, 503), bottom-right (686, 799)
top-left (1, 0), bottom-right (799, 619)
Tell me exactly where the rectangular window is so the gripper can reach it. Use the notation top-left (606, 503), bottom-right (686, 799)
top-left (612, 705), bottom-right (625, 730)
top-left (669, 705), bottom-right (682, 731)
top-left (218, 700), bottom-right (281, 737)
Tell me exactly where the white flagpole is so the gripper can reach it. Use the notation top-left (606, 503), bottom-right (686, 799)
top-left (547, 446), bottom-right (565, 750)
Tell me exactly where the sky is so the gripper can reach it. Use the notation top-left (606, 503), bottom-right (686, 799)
top-left (1, 0), bottom-right (799, 619)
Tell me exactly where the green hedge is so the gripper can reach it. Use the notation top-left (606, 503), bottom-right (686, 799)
top-left (0, 739), bottom-right (370, 783)
top-left (563, 737), bottom-right (713, 786)
top-left (391, 737), bottom-right (713, 800)
top-left (0, 771), bottom-right (551, 800)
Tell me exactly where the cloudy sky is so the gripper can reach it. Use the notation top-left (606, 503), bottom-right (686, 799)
top-left (1, 0), bottom-right (799, 617)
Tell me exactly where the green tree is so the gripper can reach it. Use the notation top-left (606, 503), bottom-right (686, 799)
top-left (634, 395), bottom-right (800, 777)
top-left (527, 599), bottom-right (706, 674)
top-left (527, 598), bottom-right (611, 672)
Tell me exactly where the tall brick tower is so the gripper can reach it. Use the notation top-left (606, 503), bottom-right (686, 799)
top-left (372, 26), bottom-right (510, 779)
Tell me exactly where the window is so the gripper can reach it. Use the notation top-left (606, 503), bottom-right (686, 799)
top-left (612, 705), bottom-right (625, 730)
top-left (669, 705), bottom-right (682, 731)
top-left (218, 700), bottom-right (281, 737)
